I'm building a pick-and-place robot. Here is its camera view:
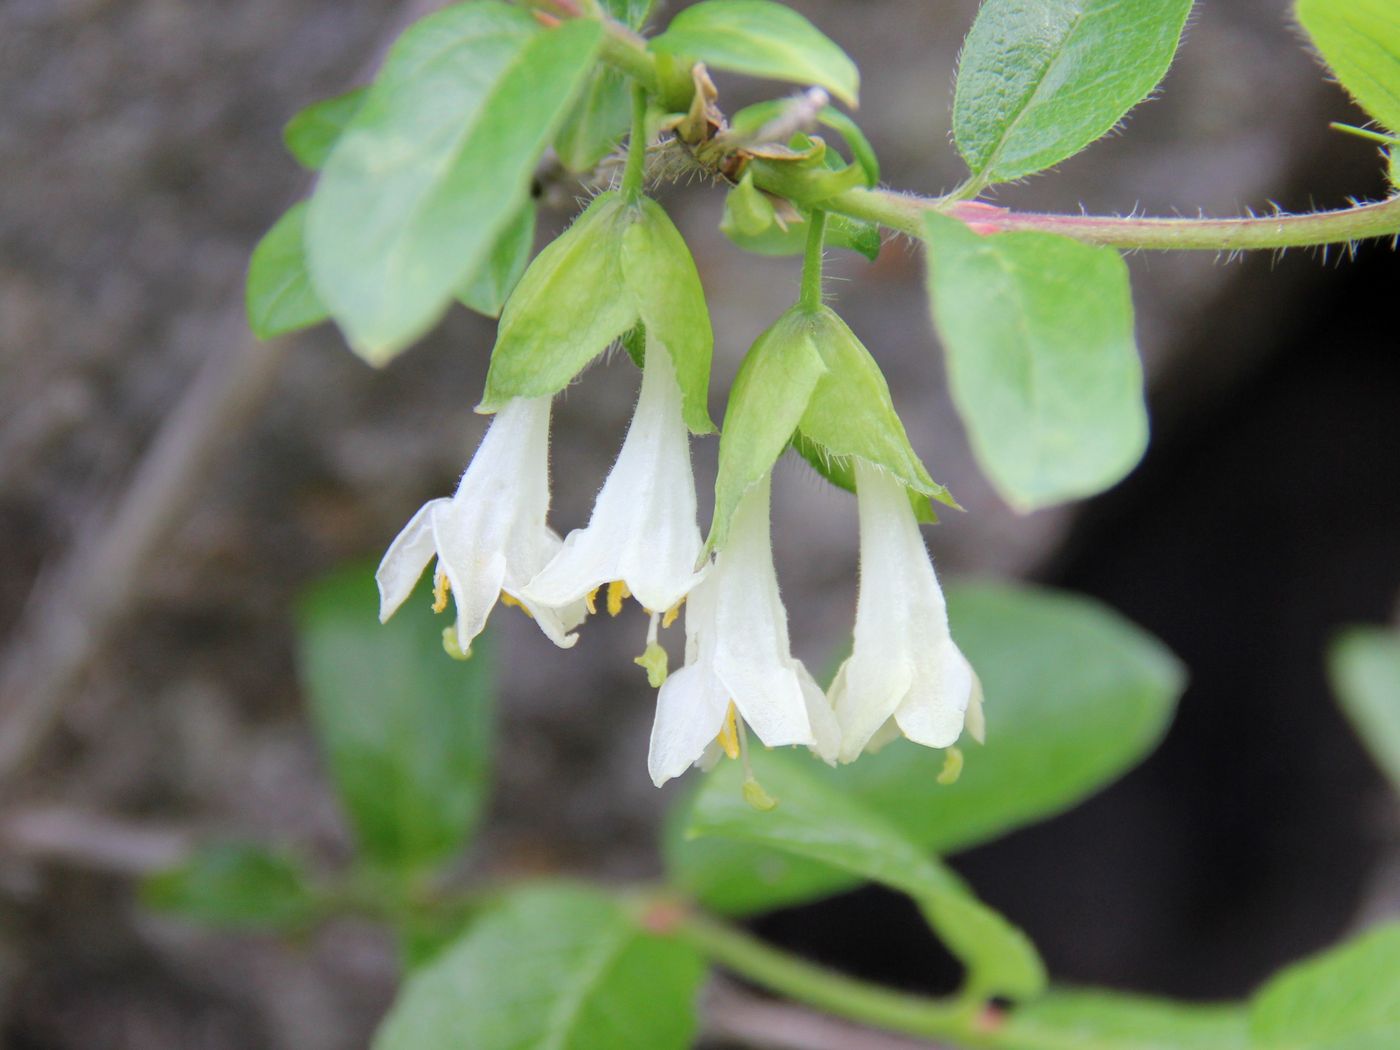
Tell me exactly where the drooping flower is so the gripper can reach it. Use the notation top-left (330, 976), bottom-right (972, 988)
top-left (375, 396), bottom-right (586, 654)
top-left (523, 342), bottom-right (704, 620)
top-left (831, 460), bottom-right (977, 762)
top-left (647, 474), bottom-right (839, 787)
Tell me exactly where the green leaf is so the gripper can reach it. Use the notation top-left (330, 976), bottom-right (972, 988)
top-left (953, 0), bottom-right (1193, 184)
top-left (283, 87), bottom-right (367, 170)
top-left (306, 5), bottom-right (602, 363)
top-left (1329, 628), bottom-right (1400, 791)
top-left (481, 193), bottom-right (715, 434)
top-left (1298, 0), bottom-right (1400, 135)
top-left (142, 843), bottom-right (318, 931)
top-left (667, 583), bottom-right (1183, 915)
top-left (457, 204), bottom-right (536, 319)
top-left (709, 310), bottom-right (826, 549)
top-left (1250, 923), bottom-right (1400, 1049)
top-left (555, 66), bottom-right (632, 172)
top-left (817, 106), bottom-right (879, 186)
top-left (688, 757), bottom-right (1045, 999)
top-left (1002, 990), bottom-right (1250, 1050)
top-left (297, 563), bottom-right (495, 874)
top-left (925, 213), bottom-right (1148, 510)
top-left (246, 202), bottom-right (328, 340)
top-left (373, 884), bottom-right (707, 1050)
top-left (650, 0), bottom-right (860, 107)
top-left (795, 305), bottom-right (955, 510)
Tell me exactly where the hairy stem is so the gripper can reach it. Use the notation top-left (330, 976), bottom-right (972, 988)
top-left (622, 83), bottom-right (648, 201)
top-left (800, 209), bottom-right (828, 309)
top-left (590, 25), bottom-right (1400, 252)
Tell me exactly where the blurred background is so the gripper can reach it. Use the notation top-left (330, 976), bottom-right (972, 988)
top-left (2, 0), bottom-right (1398, 1046)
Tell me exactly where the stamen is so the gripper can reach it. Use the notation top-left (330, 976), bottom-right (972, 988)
top-left (716, 701), bottom-right (740, 760)
top-left (634, 643), bottom-right (669, 687)
top-left (431, 570), bottom-right (451, 614)
top-left (607, 580), bottom-right (631, 617)
top-left (585, 587), bottom-right (599, 615)
top-left (662, 599), bottom-right (683, 629)
top-left (736, 718), bottom-right (778, 811)
top-left (441, 626), bottom-right (471, 661)
top-left (936, 746), bottom-right (964, 785)
top-left (500, 591), bottom-right (534, 619)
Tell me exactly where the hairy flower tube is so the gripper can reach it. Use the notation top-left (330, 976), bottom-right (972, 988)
top-left (523, 342), bottom-right (704, 620)
top-left (648, 474), bottom-right (840, 788)
top-left (831, 459), bottom-right (978, 761)
top-left (376, 396), bottom-right (586, 655)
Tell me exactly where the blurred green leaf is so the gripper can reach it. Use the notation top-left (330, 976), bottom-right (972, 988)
top-left (245, 202), bottom-right (328, 340)
top-left (650, 0), bottom-right (859, 107)
top-left (667, 583), bottom-right (1183, 915)
top-left (1329, 628), bottom-right (1400, 792)
top-left (283, 87), bottom-right (367, 170)
top-left (925, 214), bottom-right (1147, 510)
top-left (555, 66), bottom-right (631, 172)
top-left (142, 843), bottom-right (318, 931)
top-left (1001, 990), bottom-right (1250, 1050)
top-left (1297, 0), bottom-right (1400, 135)
top-left (689, 758), bottom-right (1045, 1000)
top-left (953, 0), bottom-right (1192, 184)
top-left (602, 0), bottom-right (655, 30)
top-left (373, 884), bottom-right (706, 1050)
top-left (1250, 922), bottom-right (1400, 1049)
top-left (306, 5), bottom-right (601, 362)
top-left (457, 204), bottom-right (536, 319)
top-left (297, 563), bottom-right (494, 875)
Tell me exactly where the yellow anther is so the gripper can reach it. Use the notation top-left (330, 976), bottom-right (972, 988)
top-left (716, 701), bottom-right (741, 760)
top-left (431, 571), bottom-right (451, 614)
top-left (607, 580), bottom-right (631, 617)
top-left (662, 599), bottom-right (683, 629)
top-left (500, 591), bottom-right (534, 619)
top-left (585, 587), bottom-right (600, 615)
top-left (742, 778), bottom-right (780, 812)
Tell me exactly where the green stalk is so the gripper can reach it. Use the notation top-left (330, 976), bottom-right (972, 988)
top-left (622, 83), bottom-right (649, 202)
top-left (678, 911), bottom-right (992, 1045)
top-left (799, 209), bottom-right (828, 310)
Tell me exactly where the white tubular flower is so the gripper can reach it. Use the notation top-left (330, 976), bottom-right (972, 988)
top-left (523, 344), bottom-right (704, 618)
top-left (376, 396), bottom-right (586, 654)
top-left (647, 474), bottom-right (840, 787)
top-left (831, 460), bottom-right (975, 762)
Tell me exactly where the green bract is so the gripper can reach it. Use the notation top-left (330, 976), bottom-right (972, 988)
top-left (720, 174), bottom-right (881, 260)
top-left (480, 191), bottom-right (714, 434)
top-left (649, 0), bottom-right (860, 108)
top-left (306, 4), bottom-right (602, 363)
top-left (924, 213), bottom-right (1148, 511)
top-left (711, 304), bottom-right (950, 548)
top-left (953, 0), bottom-right (1193, 185)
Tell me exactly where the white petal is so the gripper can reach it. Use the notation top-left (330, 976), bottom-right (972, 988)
top-left (834, 461), bottom-right (969, 760)
top-left (648, 663), bottom-right (730, 787)
top-left (376, 498), bottom-right (450, 622)
top-left (797, 661), bottom-right (841, 765)
top-left (710, 476), bottom-right (814, 749)
top-left (525, 345), bottom-right (703, 613)
top-left (433, 505), bottom-right (508, 655)
top-left (892, 640), bottom-right (973, 748)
